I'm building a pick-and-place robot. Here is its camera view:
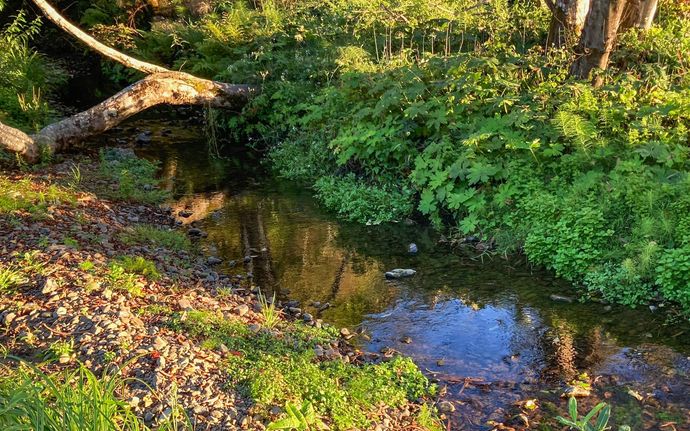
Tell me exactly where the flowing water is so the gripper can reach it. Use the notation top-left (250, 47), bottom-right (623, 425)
top-left (108, 116), bottom-right (690, 430)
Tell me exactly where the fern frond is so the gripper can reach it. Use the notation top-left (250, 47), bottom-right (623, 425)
top-left (552, 109), bottom-right (599, 151)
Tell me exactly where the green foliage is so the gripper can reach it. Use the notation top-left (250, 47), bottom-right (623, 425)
top-left (168, 310), bottom-right (436, 430)
top-left (106, 263), bottom-right (143, 296)
top-left (98, 149), bottom-right (168, 204)
top-left (78, 260), bottom-right (96, 272)
top-left (0, 176), bottom-right (77, 216)
top-left (556, 397), bottom-right (631, 431)
top-left (0, 360), bottom-right (149, 430)
top-left (0, 6), bottom-right (65, 130)
top-left (119, 225), bottom-right (191, 252)
top-left (524, 205), bottom-right (614, 281)
top-left (267, 401), bottom-right (328, 431)
top-left (655, 246), bottom-right (690, 313)
top-left (314, 175), bottom-right (413, 224)
top-left (258, 289), bottom-right (281, 329)
top-left (113, 256), bottom-right (161, 280)
top-left (0, 265), bottom-right (24, 293)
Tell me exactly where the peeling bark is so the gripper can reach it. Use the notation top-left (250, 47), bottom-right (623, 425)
top-left (570, 0), bottom-right (629, 82)
top-left (546, 0), bottom-right (591, 48)
top-left (621, 0), bottom-right (658, 30)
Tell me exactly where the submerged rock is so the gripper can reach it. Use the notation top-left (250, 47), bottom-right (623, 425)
top-left (385, 269), bottom-right (417, 279)
top-left (408, 243), bottom-right (418, 255)
top-left (437, 401), bottom-right (456, 413)
top-left (549, 294), bottom-right (573, 303)
top-left (135, 132), bottom-right (152, 145)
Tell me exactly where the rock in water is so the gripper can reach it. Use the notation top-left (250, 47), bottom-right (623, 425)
top-left (408, 243), bottom-right (418, 255)
top-left (385, 269), bottom-right (417, 279)
top-left (135, 132), bottom-right (152, 145)
top-left (549, 294), bottom-right (573, 303)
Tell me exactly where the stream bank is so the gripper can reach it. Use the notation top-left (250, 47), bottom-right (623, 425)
top-left (0, 147), bottom-right (439, 431)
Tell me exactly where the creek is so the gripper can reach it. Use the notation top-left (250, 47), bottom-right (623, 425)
top-left (106, 115), bottom-right (690, 430)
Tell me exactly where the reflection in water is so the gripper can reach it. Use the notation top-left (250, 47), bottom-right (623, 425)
top-left (124, 120), bottom-right (690, 430)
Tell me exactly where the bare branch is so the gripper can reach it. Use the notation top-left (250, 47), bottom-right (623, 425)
top-left (31, 0), bottom-right (169, 74)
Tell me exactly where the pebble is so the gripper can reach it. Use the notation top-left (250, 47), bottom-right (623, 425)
top-left (384, 269), bottom-right (417, 279)
top-left (42, 277), bottom-right (59, 295)
top-left (562, 385), bottom-right (591, 398)
top-left (207, 257), bottom-right (223, 265)
top-left (438, 401), bottom-right (456, 413)
top-left (153, 336), bottom-right (168, 351)
top-left (178, 298), bottom-right (193, 311)
top-left (549, 294), bottom-right (574, 303)
top-left (235, 304), bottom-right (250, 317)
top-left (188, 228), bottom-right (203, 236)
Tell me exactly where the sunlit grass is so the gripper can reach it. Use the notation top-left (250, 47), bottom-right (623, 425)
top-left (0, 359), bottom-right (190, 431)
top-left (0, 176), bottom-right (77, 215)
top-left (0, 360), bottom-right (145, 431)
top-left (258, 289), bottom-right (281, 329)
top-left (119, 225), bottom-right (191, 252)
top-left (0, 265), bottom-right (25, 293)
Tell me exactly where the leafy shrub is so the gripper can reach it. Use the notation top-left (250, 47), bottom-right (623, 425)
top-left (656, 246), bottom-right (690, 313)
top-left (314, 175), bottom-right (413, 224)
top-left (525, 205), bottom-right (614, 281)
top-left (0, 5), bottom-right (66, 130)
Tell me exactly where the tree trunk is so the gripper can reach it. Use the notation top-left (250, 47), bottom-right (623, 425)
top-left (546, 0), bottom-right (591, 48)
top-left (621, 0), bottom-right (658, 30)
top-left (0, 1), bottom-right (254, 162)
top-left (570, 0), bottom-right (629, 82)
top-left (636, 0), bottom-right (658, 29)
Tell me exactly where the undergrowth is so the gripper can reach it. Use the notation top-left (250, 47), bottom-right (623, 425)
top-left (98, 0), bottom-right (690, 317)
top-left (167, 310), bottom-right (436, 430)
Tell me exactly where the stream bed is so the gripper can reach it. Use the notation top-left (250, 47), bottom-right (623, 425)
top-left (108, 117), bottom-right (690, 430)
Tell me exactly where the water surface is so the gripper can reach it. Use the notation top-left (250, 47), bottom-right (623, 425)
top-left (115, 118), bottom-right (690, 430)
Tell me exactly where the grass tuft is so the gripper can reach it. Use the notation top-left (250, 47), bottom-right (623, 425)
top-left (119, 225), bottom-right (191, 252)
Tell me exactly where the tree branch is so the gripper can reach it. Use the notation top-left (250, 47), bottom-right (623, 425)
top-left (0, 1), bottom-right (256, 163)
top-left (31, 0), bottom-right (169, 74)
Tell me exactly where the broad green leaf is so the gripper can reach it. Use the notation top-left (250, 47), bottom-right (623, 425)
top-left (568, 397), bottom-right (578, 422)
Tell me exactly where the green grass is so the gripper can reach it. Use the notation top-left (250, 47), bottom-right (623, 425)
top-left (258, 290), bottom-right (281, 329)
top-left (119, 225), bottom-right (191, 252)
top-left (0, 361), bottom-right (145, 430)
top-left (167, 310), bottom-right (436, 430)
top-left (0, 265), bottom-right (24, 293)
top-left (0, 177), bottom-right (77, 216)
top-left (96, 149), bottom-right (168, 204)
top-left (105, 264), bottom-right (144, 297)
top-left (113, 256), bottom-right (161, 280)
top-left (0, 359), bottom-right (188, 431)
